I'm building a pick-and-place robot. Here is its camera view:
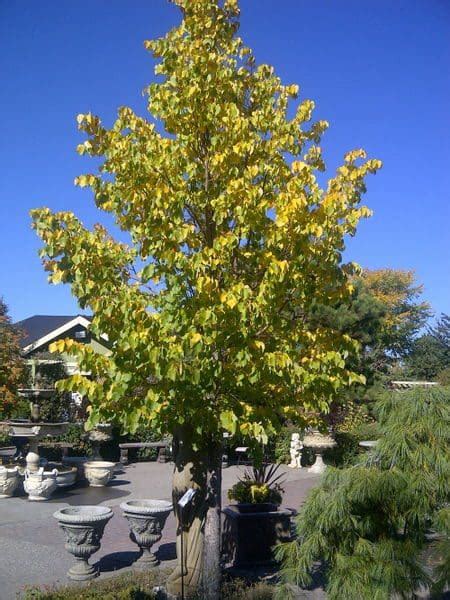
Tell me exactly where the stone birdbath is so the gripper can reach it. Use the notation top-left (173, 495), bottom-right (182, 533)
top-left (121, 499), bottom-right (172, 568)
top-left (86, 423), bottom-right (113, 460)
top-left (53, 505), bottom-right (113, 581)
top-left (303, 430), bottom-right (336, 474)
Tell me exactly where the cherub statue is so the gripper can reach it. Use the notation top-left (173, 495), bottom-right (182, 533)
top-left (289, 432), bottom-right (302, 468)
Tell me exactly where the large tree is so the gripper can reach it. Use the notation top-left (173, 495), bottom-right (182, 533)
top-left (361, 268), bottom-right (430, 366)
top-left (0, 298), bottom-right (26, 418)
top-left (31, 0), bottom-right (380, 595)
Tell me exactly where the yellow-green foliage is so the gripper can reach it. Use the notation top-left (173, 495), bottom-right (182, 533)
top-left (31, 0), bottom-right (381, 446)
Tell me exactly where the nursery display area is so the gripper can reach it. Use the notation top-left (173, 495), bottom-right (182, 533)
top-left (1, 0), bottom-right (449, 598)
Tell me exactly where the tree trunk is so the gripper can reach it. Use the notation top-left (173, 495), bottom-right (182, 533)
top-left (201, 437), bottom-right (223, 599)
top-left (166, 425), bottom-right (208, 598)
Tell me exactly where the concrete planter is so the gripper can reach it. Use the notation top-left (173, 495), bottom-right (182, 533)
top-left (53, 505), bottom-right (113, 581)
top-left (83, 461), bottom-right (115, 487)
top-left (0, 465), bottom-right (20, 498)
top-left (24, 467), bottom-right (58, 501)
top-left (222, 505), bottom-right (294, 567)
top-left (121, 499), bottom-right (172, 568)
top-left (48, 464), bottom-right (78, 488)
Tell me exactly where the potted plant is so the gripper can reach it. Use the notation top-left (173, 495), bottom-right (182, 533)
top-left (228, 463), bottom-right (284, 513)
top-left (223, 464), bottom-right (294, 567)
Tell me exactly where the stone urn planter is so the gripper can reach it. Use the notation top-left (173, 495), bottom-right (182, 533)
top-left (24, 467), bottom-right (58, 501)
top-left (48, 463), bottom-right (78, 488)
top-left (84, 461), bottom-right (115, 487)
top-left (121, 499), bottom-right (172, 568)
top-left (53, 505), bottom-right (113, 581)
top-left (303, 430), bottom-right (336, 474)
top-left (0, 465), bottom-right (21, 498)
top-left (222, 505), bottom-right (295, 567)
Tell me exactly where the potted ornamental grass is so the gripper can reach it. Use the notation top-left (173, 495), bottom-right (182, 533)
top-left (228, 463), bottom-right (285, 513)
top-left (223, 463), bottom-right (294, 566)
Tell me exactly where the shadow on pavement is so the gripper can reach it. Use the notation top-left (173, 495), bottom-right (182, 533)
top-left (157, 542), bottom-right (176, 562)
top-left (95, 551), bottom-right (140, 572)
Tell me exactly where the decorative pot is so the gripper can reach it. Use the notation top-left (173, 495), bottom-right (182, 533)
top-left (0, 465), bottom-right (20, 498)
top-left (236, 502), bottom-right (278, 514)
top-left (24, 467), bottom-right (58, 501)
top-left (222, 505), bottom-right (295, 567)
top-left (120, 499), bottom-right (172, 568)
top-left (48, 464), bottom-right (78, 488)
top-left (83, 461), bottom-right (115, 487)
top-left (53, 505), bottom-right (113, 581)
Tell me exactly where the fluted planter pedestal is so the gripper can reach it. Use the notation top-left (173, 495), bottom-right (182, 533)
top-left (53, 505), bottom-right (113, 580)
top-left (121, 499), bottom-right (172, 569)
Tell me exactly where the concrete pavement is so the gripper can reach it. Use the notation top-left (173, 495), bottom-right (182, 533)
top-left (0, 462), bottom-right (321, 599)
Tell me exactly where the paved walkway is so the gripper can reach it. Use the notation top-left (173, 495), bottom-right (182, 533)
top-left (0, 462), bottom-right (322, 599)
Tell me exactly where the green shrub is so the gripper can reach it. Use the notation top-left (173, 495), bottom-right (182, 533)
top-left (437, 367), bottom-right (450, 386)
top-left (221, 579), bottom-right (274, 600)
top-left (40, 423), bottom-right (94, 460)
top-left (277, 387), bottom-right (450, 600)
top-left (325, 420), bottom-right (381, 467)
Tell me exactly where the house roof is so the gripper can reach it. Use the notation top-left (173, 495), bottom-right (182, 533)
top-left (15, 314), bottom-right (93, 350)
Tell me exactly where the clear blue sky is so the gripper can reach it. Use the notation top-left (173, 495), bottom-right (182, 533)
top-left (1, 0), bottom-right (449, 323)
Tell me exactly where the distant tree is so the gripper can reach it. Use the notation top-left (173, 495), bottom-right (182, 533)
top-left (310, 269), bottom-right (431, 386)
top-left (429, 313), bottom-right (450, 356)
top-left (404, 334), bottom-right (448, 381)
top-left (0, 298), bottom-right (26, 418)
top-left (361, 269), bottom-right (431, 369)
top-left (309, 278), bottom-right (386, 386)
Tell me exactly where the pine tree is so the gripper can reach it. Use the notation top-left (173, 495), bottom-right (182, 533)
top-left (276, 386), bottom-right (450, 599)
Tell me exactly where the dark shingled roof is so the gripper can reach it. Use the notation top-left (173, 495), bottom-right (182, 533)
top-left (15, 315), bottom-right (92, 348)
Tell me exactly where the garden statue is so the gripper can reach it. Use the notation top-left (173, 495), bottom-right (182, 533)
top-left (288, 433), bottom-right (302, 468)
